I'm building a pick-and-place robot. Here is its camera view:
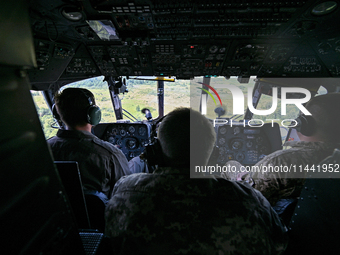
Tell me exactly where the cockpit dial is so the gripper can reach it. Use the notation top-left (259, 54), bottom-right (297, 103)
top-left (233, 127), bottom-right (241, 135)
top-left (128, 126), bottom-right (135, 134)
top-left (138, 126), bottom-right (147, 136)
top-left (218, 137), bottom-right (226, 145)
top-left (219, 127), bottom-right (227, 135)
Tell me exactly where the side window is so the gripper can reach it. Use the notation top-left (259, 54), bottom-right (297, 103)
top-left (31, 91), bottom-right (58, 139)
top-left (253, 85), bottom-right (328, 144)
top-left (30, 76), bottom-right (114, 139)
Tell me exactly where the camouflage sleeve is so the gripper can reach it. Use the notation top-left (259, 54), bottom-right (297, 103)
top-left (248, 153), bottom-right (305, 205)
top-left (251, 187), bottom-right (289, 254)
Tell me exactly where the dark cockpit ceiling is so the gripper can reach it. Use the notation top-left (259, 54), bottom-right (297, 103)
top-left (27, 0), bottom-right (340, 90)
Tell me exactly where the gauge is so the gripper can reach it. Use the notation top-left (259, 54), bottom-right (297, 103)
top-left (246, 141), bottom-right (253, 148)
top-left (219, 147), bottom-right (226, 155)
top-left (219, 127), bottom-right (227, 135)
top-left (218, 137), bottom-right (226, 145)
top-left (120, 129), bottom-right (127, 137)
top-left (108, 137), bottom-right (115, 144)
top-left (233, 127), bottom-right (241, 135)
top-left (138, 126), bottom-right (147, 136)
top-left (128, 126), bottom-right (135, 133)
top-left (231, 141), bottom-right (242, 150)
top-left (236, 153), bottom-right (245, 162)
top-left (256, 136), bottom-right (264, 145)
top-left (112, 128), bottom-right (118, 135)
top-left (117, 140), bottom-right (122, 146)
top-left (126, 138), bottom-right (137, 149)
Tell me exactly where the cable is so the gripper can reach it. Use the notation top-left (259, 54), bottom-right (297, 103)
top-left (45, 20), bottom-right (59, 42)
top-left (123, 109), bottom-right (138, 121)
top-left (231, 114), bottom-right (243, 120)
top-left (122, 113), bottom-right (134, 122)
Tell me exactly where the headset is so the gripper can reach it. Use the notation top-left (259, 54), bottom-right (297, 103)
top-left (141, 115), bottom-right (167, 170)
top-left (143, 138), bottom-right (165, 170)
top-left (81, 89), bottom-right (102, 125)
top-left (294, 114), bottom-right (316, 137)
top-left (52, 88), bottom-right (102, 126)
top-left (52, 104), bottom-right (63, 127)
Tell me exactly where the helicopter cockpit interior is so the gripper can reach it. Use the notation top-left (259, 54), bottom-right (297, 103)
top-left (2, 0), bottom-right (340, 254)
top-left (26, 0), bottom-right (340, 164)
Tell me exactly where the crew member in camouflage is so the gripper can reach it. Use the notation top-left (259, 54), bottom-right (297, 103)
top-left (243, 93), bottom-right (340, 205)
top-left (105, 108), bottom-right (288, 255)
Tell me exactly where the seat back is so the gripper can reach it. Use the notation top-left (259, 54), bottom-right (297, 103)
top-left (84, 191), bottom-right (108, 232)
top-left (54, 161), bottom-right (91, 229)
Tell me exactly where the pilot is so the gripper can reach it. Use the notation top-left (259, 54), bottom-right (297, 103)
top-left (243, 93), bottom-right (340, 206)
top-left (47, 88), bottom-right (130, 200)
top-left (105, 107), bottom-right (288, 255)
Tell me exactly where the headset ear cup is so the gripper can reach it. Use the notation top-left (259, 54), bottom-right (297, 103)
top-left (144, 139), bottom-right (165, 168)
top-left (87, 105), bottom-right (102, 125)
top-left (52, 104), bottom-right (61, 121)
top-left (295, 115), bottom-right (316, 136)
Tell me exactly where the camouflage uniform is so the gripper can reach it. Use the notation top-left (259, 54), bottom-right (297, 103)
top-left (245, 141), bottom-right (340, 205)
top-left (105, 167), bottom-right (288, 255)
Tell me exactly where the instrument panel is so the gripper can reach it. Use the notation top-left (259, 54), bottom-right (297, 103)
top-left (27, 0), bottom-right (340, 89)
top-left (102, 123), bottom-right (151, 161)
top-left (216, 122), bottom-right (282, 165)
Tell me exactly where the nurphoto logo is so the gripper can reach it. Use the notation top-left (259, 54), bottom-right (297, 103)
top-left (199, 83), bottom-right (312, 116)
